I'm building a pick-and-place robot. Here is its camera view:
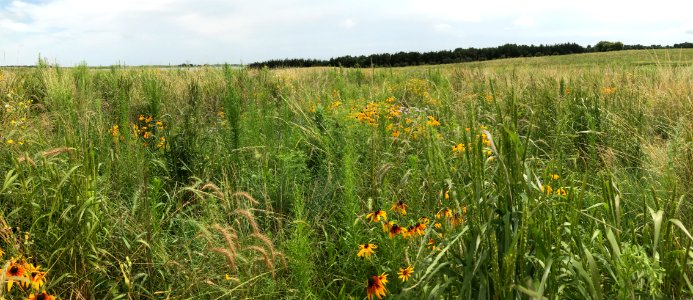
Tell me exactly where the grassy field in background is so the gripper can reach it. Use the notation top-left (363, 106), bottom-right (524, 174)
top-left (1, 49), bottom-right (693, 299)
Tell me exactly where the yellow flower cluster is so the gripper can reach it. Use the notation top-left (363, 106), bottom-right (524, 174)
top-left (1, 93), bottom-right (32, 147)
top-left (1, 245), bottom-right (56, 299)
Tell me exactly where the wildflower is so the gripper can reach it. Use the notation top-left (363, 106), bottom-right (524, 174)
top-left (551, 174), bottom-right (560, 180)
top-left (225, 274), bottom-right (231, 281)
top-left (357, 243), bottom-right (377, 258)
top-left (410, 223), bottom-right (426, 236)
top-left (23, 263), bottom-right (46, 291)
top-left (156, 137), bottom-right (166, 149)
top-left (367, 273), bottom-right (388, 300)
top-left (444, 190), bottom-right (449, 200)
top-left (462, 205), bottom-right (467, 214)
top-left (542, 184), bottom-right (553, 196)
top-left (28, 291), bottom-right (55, 300)
top-left (138, 115), bottom-right (145, 121)
top-left (451, 213), bottom-right (464, 227)
top-left (145, 115), bottom-right (153, 123)
top-left (434, 222), bottom-right (442, 229)
top-left (452, 143), bottom-right (465, 154)
top-left (366, 210), bottom-right (387, 223)
top-left (398, 266), bottom-right (414, 282)
top-left (601, 87), bottom-right (616, 95)
top-left (485, 94), bottom-right (493, 102)
top-left (426, 115), bottom-right (441, 127)
top-left (110, 125), bottom-right (119, 137)
top-left (486, 149), bottom-right (493, 156)
top-left (389, 224), bottom-right (405, 238)
top-left (6, 259), bottom-right (26, 292)
top-left (391, 201), bottom-right (408, 215)
top-left (0, 247), bottom-right (3, 257)
top-left (418, 216), bottom-right (430, 225)
top-left (143, 132), bottom-right (152, 139)
top-left (6, 139), bottom-right (13, 145)
top-left (436, 208), bottom-right (453, 220)
top-left (556, 187), bottom-right (567, 197)
top-left (156, 121), bottom-right (164, 128)
top-left (391, 130), bottom-right (400, 138)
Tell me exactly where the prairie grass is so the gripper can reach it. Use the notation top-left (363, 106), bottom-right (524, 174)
top-left (1, 50), bottom-right (693, 299)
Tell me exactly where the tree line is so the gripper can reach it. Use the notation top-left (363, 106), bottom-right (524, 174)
top-left (248, 41), bottom-right (693, 69)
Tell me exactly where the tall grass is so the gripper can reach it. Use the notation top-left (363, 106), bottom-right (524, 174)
top-left (1, 52), bottom-right (692, 299)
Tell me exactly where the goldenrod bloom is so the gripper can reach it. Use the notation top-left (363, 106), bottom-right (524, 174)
top-left (367, 273), bottom-right (388, 300)
top-left (398, 266), bottom-right (414, 282)
top-left (390, 200), bottom-right (408, 215)
top-left (366, 210), bottom-right (387, 223)
top-left (357, 243), bottom-right (377, 258)
top-left (28, 291), bottom-right (55, 300)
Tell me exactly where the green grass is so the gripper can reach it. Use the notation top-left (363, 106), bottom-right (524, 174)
top-left (1, 49), bottom-right (693, 299)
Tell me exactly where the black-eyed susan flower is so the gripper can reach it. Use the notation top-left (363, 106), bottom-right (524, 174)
top-left (436, 208), bottom-right (453, 220)
top-left (426, 115), bottom-right (441, 127)
top-left (410, 223), bottom-right (426, 236)
top-left (389, 224), bottom-right (404, 238)
top-left (367, 273), bottom-right (388, 300)
top-left (6, 259), bottom-right (26, 292)
top-left (434, 222), bottom-right (442, 229)
top-left (357, 243), bottom-right (377, 258)
top-left (366, 210), bottom-right (387, 223)
top-left (23, 263), bottom-right (46, 291)
top-left (398, 266), bottom-right (414, 282)
top-left (418, 216), bottom-right (430, 225)
top-left (28, 291), bottom-right (56, 300)
top-left (390, 201), bottom-right (408, 215)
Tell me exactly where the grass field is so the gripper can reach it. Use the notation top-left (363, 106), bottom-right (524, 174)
top-left (1, 49), bottom-right (693, 299)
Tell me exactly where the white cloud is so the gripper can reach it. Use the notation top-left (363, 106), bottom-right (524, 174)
top-left (340, 19), bottom-right (356, 29)
top-left (0, 0), bottom-right (692, 66)
top-left (513, 16), bottom-right (535, 28)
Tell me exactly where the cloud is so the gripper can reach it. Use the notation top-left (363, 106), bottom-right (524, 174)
top-left (1, 0), bottom-right (692, 66)
top-left (513, 16), bottom-right (535, 28)
top-left (340, 19), bottom-right (356, 29)
top-left (687, 29), bottom-right (693, 34)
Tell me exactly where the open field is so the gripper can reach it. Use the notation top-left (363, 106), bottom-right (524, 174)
top-left (1, 50), bottom-right (693, 299)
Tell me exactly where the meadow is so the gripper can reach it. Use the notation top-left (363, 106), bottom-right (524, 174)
top-left (1, 49), bottom-right (693, 299)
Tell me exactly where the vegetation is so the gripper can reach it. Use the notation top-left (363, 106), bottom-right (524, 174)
top-left (249, 41), bottom-right (693, 68)
top-left (1, 50), bottom-right (693, 299)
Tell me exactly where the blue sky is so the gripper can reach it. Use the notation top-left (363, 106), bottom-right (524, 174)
top-left (1, 0), bottom-right (692, 66)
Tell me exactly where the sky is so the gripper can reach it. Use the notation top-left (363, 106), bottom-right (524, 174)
top-left (1, 0), bottom-right (692, 66)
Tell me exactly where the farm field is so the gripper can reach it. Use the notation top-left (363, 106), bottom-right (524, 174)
top-left (1, 49), bottom-right (693, 299)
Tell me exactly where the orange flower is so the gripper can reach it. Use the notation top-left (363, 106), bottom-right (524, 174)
top-left (28, 291), bottom-right (56, 300)
top-left (5, 259), bottom-right (26, 292)
top-left (367, 273), bottom-right (388, 300)
top-left (389, 224), bottom-right (405, 238)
